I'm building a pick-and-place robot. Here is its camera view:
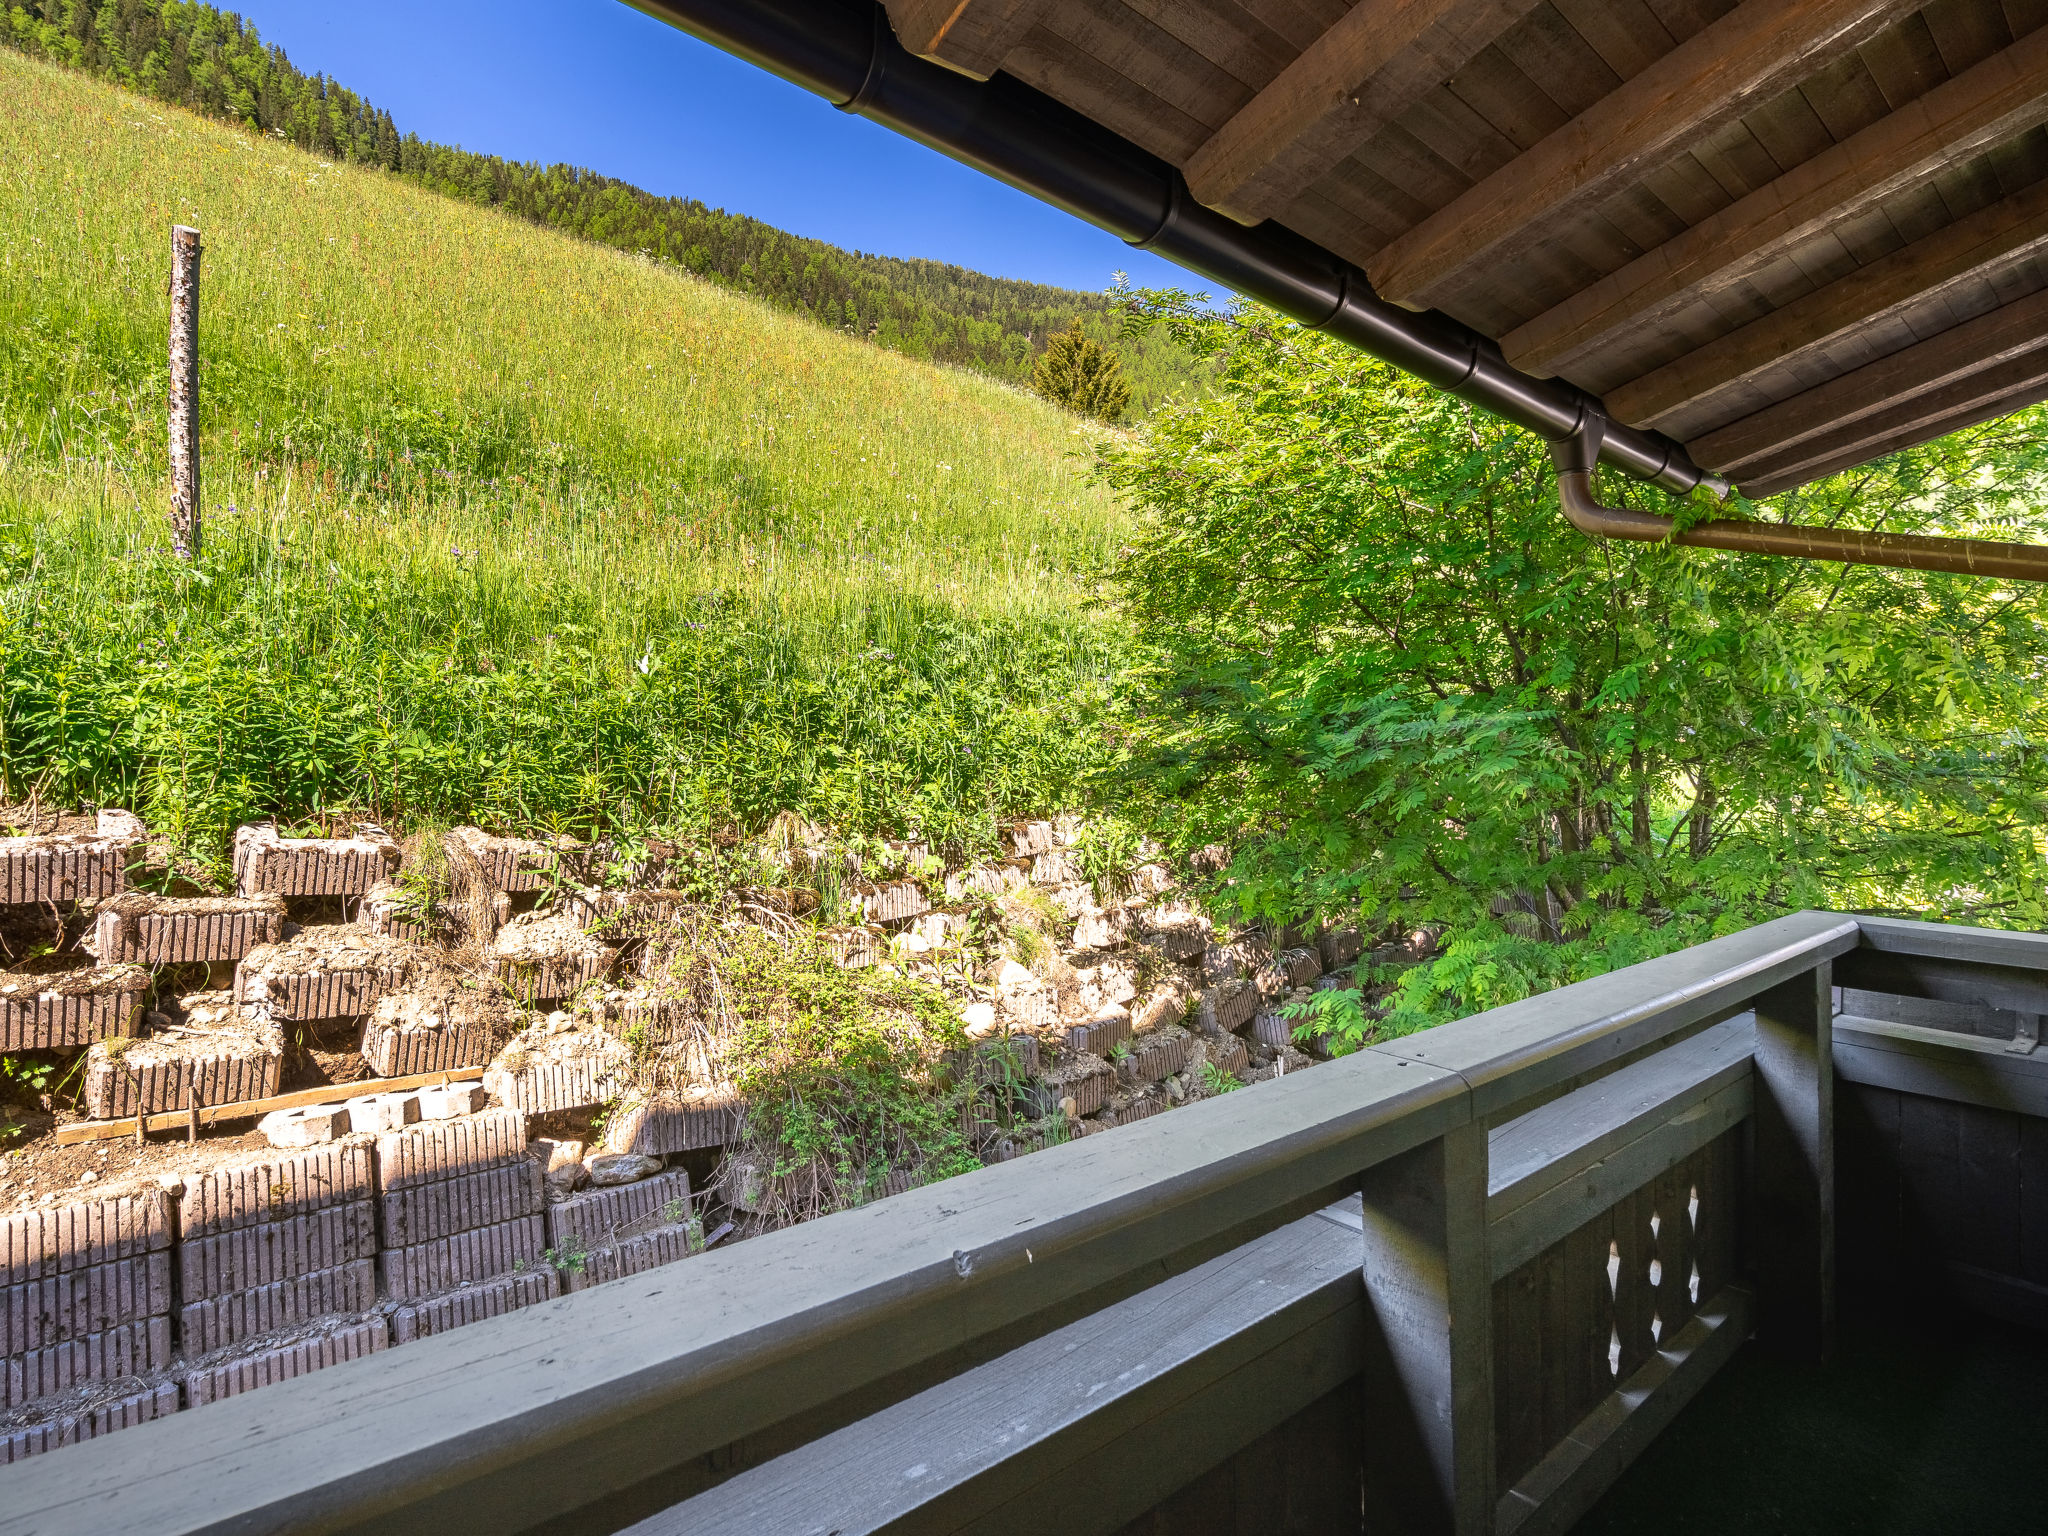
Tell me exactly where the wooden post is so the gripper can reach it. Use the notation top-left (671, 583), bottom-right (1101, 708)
top-left (1751, 960), bottom-right (1835, 1359)
top-left (1358, 1119), bottom-right (1495, 1536)
top-left (168, 224), bottom-right (202, 561)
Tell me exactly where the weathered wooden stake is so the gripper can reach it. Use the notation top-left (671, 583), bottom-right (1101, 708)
top-left (168, 224), bottom-right (202, 561)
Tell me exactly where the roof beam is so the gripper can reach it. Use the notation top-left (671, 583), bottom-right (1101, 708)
top-left (1606, 175), bottom-right (2048, 430)
top-left (1182, 0), bottom-right (1541, 228)
top-left (1504, 25), bottom-right (2048, 379)
top-left (1366, 0), bottom-right (1920, 312)
top-left (1740, 361), bottom-right (2048, 498)
top-left (882, 0), bottom-right (1053, 81)
top-left (1690, 285), bottom-right (2048, 475)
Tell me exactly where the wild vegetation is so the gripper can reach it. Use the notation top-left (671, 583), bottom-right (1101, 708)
top-left (0, 0), bottom-right (1196, 407)
top-left (1104, 294), bottom-right (2048, 1041)
top-left (0, 50), bottom-right (1134, 879)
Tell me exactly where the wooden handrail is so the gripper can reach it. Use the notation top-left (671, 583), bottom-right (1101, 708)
top-left (0, 910), bottom-right (1949, 1536)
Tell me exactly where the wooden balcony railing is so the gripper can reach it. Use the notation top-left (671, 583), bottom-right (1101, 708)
top-left (3, 909), bottom-right (2042, 1536)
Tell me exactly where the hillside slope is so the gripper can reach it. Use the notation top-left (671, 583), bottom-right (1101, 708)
top-left (0, 50), bottom-right (1135, 865)
top-left (0, 0), bottom-right (1196, 409)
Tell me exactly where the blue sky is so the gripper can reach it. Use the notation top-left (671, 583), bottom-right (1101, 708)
top-left (225, 0), bottom-right (1192, 296)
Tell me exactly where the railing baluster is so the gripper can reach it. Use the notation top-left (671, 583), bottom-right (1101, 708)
top-left (1751, 960), bottom-right (1836, 1359)
top-left (1359, 1120), bottom-right (1494, 1536)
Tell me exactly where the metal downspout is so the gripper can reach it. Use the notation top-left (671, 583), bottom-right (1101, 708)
top-left (1551, 418), bottom-right (2048, 581)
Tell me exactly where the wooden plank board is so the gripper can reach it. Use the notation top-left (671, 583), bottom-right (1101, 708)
top-left (1488, 1013), bottom-right (1752, 1206)
top-left (1183, 0), bottom-right (1544, 225)
top-left (619, 1205), bottom-right (1367, 1535)
top-left (1750, 964), bottom-right (1834, 1358)
top-left (1607, 171), bottom-right (2048, 428)
top-left (882, 0), bottom-right (1060, 79)
top-left (1503, 24), bottom-right (2048, 377)
top-left (1730, 332), bottom-right (2048, 488)
top-left (1488, 1076), bottom-right (1752, 1278)
top-left (1495, 1286), bottom-right (1754, 1536)
top-left (50, 1068), bottom-right (486, 1145)
top-left (1834, 1015), bottom-right (2048, 1119)
top-left (1366, 0), bottom-right (1924, 310)
top-left (1688, 280), bottom-right (2048, 473)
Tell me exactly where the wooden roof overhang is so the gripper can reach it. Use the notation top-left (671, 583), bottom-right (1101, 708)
top-left (636, 0), bottom-right (2048, 578)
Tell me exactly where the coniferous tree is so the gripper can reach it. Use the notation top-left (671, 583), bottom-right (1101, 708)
top-left (1032, 320), bottom-right (1130, 423)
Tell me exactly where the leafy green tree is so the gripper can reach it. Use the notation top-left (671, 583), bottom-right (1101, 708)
top-left (1033, 319), bottom-right (1131, 423)
top-left (1099, 292), bottom-right (2048, 1043)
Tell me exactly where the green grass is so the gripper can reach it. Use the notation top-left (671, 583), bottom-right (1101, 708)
top-left (0, 51), bottom-right (1135, 865)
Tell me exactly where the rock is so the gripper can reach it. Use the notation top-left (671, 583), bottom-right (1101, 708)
top-left (997, 959), bottom-right (1035, 990)
top-left (260, 1104), bottom-right (351, 1147)
top-left (585, 1152), bottom-right (663, 1186)
top-left (532, 1136), bottom-right (588, 1172)
top-left (544, 1162), bottom-right (588, 1198)
top-left (960, 1001), bottom-right (997, 1037)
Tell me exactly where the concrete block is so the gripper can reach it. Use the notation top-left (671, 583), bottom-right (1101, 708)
top-left (1071, 905), bottom-right (1132, 949)
top-left (486, 913), bottom-right (615, 1004)
top-left (259, 1105), bottom-right (353, 1147)
top-left (358, 970), bottom-right (520, 1078)
top-left (1, 1188), bottom-right (173, 1285)
top-left (0, 1251), bottom-right (171, 1355)
top-left (236, 927), bottom-right (430, 1024)
top-left (1251, 1010), bottom-right (1298, 1052)
top-left (345, 1092), bottom-right (422, 1134)
top-left (446, 826), bottom-right (557, 893)
top-left (943, 863), bottom-right (1026, 902)
top-left (1196, 979), bottom-right (1258, 1036)
top-left (1030, 847), bottom-right (1080, 886)
top-left (546, 1169), bottom-right (691, 1252)
top-left (82, 1012), bottom-right (284, 1120)
top-left (90, 892), bottom-right (286, 966)
top-left (1132, 982), bottom-right (1193, 1035)
top-left (823, 925), bottom-right (881, 968)
top-left (1318, 925), bottom-right (1363, 970)
top-left (1035, 1052), bottom-right (1114, 1120)
top-left (858, 880), bottom-right (929, 925)
top-left (4, 1316), bottom-right (171, 1407)
top-left (1118, 1025), bottom-right (1193, 1087)
top-left (1208, 1033), bottom-right (1250, 1077)
top-left (483, 1027), bottom-right (630, 1115)
top-left (181, 1314), bottom-right (388, 1407)
top-left (1005, 820), bottom-right (1055, 858)
top-left (388, 1268), bottom-right (556, 1344)
top-left (376, 1109), bottom-right (528, 1190)
top-left (0, 965), bottom-right (150, 1052)
top-left (1069, 953), bottom-right (1139, 1011)
top-left (558, 1223), bottom-right (698, 1293)
top-left (418, 1082), bottom-right (488, 1119)
top-left (0, 830), bottom-right (132, 905)
top-left (232, 820), bottom-right (399, 898)
top-left (176, 1258), bottom-right (378, 1354)
top-left (0, 1378), bottom-right (180, 1465)
top-left (1139, 909), bottom-right (1208, 963)
top-left (177, 1202), bottom-right (377, 1300)
top-left (356, 881), bottom-right (442, 945)
top-left (378, 1214), bottom-right (547, 1301)
top-left (178, 1140), bottom-right (376, 1238)
top-left (1060, 1005), bottom-right (1131, 1059)
top-left (601, 1089), bottom-right (741, 1156)
top-left (380, 1160), bottom-right (544, 1248)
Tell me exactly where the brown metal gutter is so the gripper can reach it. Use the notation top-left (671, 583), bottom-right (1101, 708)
top-left (1552, 419), bottom-right (2048, 582)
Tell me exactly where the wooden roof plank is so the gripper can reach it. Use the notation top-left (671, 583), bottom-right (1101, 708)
top-left (884, 0), bottom-right (1060, 80)
top-left (1605, 168), bottom-right (2048, 428)
top-left (1503, 22), bottom-right (2048, 378)
top-left (1365, 0), bottom-right (1924, 311)
top-left (1181, 0), bottom-right (1545, 226)
top-left (1738, 363), bottom-right (2048, 495)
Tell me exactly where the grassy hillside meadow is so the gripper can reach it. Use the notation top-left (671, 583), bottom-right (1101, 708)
top-left (0, 51), bottom-right (1136, 872)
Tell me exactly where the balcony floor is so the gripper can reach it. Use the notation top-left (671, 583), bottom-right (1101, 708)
top-left (1575, 1312), bottom-right (2048, 1534)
